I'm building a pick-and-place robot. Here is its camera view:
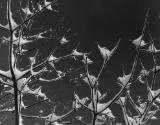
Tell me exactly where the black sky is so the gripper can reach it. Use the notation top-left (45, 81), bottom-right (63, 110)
top-left (60, 0), bottom-right (160, 44)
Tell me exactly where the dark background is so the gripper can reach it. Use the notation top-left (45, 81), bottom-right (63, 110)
top-left (0, 0), bottom-right (160, 124)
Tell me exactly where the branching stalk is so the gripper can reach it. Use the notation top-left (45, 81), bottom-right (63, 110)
top-left (7, 0), bottom-right (19, 124)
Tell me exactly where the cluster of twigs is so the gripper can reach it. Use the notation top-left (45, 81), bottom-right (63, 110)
top-left (0, 0), bottom-right (160, 125)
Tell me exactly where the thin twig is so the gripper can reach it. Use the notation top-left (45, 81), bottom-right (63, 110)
top-left (148, 30), bottom-right (157, 90)
top-left (13, 0), bottom-right (57, 32)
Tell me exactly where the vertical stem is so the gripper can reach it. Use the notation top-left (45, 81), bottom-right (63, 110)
top-left (91, 87), bottom-right (98, 113)
top-left (122, 105), bottom-right (129, 125)
top-left (9, 33), bottom-right (19, 125)
top-left (91, 113), bottom-right (97, 125)
top-left (150, 36), bottom-right (157, 90)
top-left (141, 101), bottom-right (151, 122)
top-left (7, 0), bottom-right (19, 124)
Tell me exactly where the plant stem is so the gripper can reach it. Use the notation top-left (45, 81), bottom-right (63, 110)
top-left (7, 0), bottom-right (19, 124)
top-left (91, 113), bottom-right (97, 125)
top-left (13, 0), bottom-right (57, 32)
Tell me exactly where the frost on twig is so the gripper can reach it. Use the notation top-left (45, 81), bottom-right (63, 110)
top-left (132, 35), bottom-right (147, 47)
top-left (117, 73), bottom-right (131, 87)
top-left (97, 39), bottom-right (120, 60)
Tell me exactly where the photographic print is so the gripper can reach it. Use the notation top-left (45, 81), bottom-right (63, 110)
top-left (0, 0), bottom-right (160, 125)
